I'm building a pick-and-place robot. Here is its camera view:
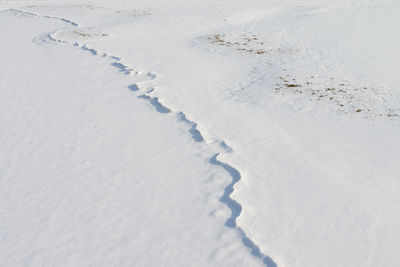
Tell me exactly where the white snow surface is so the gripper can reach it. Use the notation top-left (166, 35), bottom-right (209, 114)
top-left (1, 1), bottom-right (400, 267)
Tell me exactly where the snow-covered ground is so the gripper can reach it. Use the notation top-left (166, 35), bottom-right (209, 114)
top-left (1, 1), bottom-right (400, 266)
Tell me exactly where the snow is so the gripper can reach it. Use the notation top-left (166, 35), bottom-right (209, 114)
top-left (0, 10), bottom-right (261, 267)
top-left (1, 1), bottom-right (400, 266)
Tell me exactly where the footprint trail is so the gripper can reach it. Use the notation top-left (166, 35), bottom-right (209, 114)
top-left (6, 8), bottom-right (278, 267)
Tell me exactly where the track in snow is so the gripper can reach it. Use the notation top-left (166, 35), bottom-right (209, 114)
top-left (5, 8), bottom-right (278, 267)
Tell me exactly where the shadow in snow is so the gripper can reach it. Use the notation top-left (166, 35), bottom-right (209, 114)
top-left (7, 9), bottom-right (79, 27)
top-left (128, 84), bottom-right (139, 91)
top-left (81, 45), bottom-right (97, 55)
top-left (26, 14), bottom-right (277, 263)
top-left (138, 95), bottom-right (171, 114)
top-left (209, 153), bottom-right (242, 227)
top-left (177, 112), bottom-right (204, 142)
top-left (111, 61), bottom-right (132, 75)
top-left (220, 140), bottom-right (233, 152)
top-left (210, 153), bottom-right (278, 267)
top-left (110, 56), bottom-right (121, 61)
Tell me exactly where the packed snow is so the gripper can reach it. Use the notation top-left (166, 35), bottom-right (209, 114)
top-left (1, 1), bottom-right (400, 266)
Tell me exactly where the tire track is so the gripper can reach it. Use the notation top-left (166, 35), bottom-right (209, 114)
top-left (6, 8), bottom-right (278, 267)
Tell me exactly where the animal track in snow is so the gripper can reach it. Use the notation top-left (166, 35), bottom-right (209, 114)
top-left (210, 154), bottom-right (278, 267)
top-left (65, 39), bottom-right (278, 267)
top-left (138, 95), bottom-right (171, 114)
top-left (7, 8), bottom-right (79, 27)
top-left (177, 112), bottom-right (204, 143)
top-left (9, 8), bottom-right (279, 267)
top-left (128, 84), bottom-right (139, 91)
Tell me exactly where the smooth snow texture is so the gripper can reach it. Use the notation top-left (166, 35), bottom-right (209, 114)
top-left (1, 1), bottom-right (400, 267)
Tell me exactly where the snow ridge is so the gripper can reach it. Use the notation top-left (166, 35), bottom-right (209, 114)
top-left (7, 8), bottom-right (278, 267)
